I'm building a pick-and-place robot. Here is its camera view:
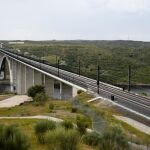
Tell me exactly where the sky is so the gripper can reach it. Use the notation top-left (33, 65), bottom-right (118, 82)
top-left (0, 0), bottom-right (150, 41)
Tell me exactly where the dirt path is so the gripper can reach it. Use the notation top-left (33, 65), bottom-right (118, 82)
top-left (0, 95), bottom-right (32, 108)
top-left (0, 115), bottom-right (63, 122)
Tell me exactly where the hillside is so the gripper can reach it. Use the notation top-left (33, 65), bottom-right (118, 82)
top-left (2, 40), bottom-right (150, 85)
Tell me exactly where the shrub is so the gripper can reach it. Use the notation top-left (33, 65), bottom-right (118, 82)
top-left (34, 92), bottom-right (48, 105)
top-left (77, 90), bottom-right (83, 94)
top-left (27, 85), bottom-right (45, 98)
top-left (61, 120), bottom-right (74, 130)
top-left (71, 107), bottom-right (78, 113)
top-left (46, 127), bottom-right (80, 150)
top-left (34, 120), bottom-right (56, 144)
top-left (76, 116), bottom-right (89, 135)
top-left (82, 131), bottom-right (102, 146)
top-left (99, 125), bottom-right (130, 150)
top-left (0, 124), bottom-right (29, 150)
top-left (141, 92), bottom-right (147, 96)
top-left (49, 103), bottom-right (54, 110)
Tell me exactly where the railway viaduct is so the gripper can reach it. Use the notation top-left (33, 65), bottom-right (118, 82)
top-left (0, 49), bottom-right (84, 99)
top-left (0, 48), bottom-right (150, 120)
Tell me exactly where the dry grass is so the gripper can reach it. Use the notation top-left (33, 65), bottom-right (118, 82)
top-left (0, 95), bottom-right (13, 101)
top-left (0, 98), bottom-right (88, 122)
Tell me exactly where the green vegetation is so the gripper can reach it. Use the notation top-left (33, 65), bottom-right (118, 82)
top-left (99, 125), bottom-right (129, 150)
top-left (46, 127), bottom-right (80, 150)
top-left (0, 91), bottom-right (149, 149)
top-left (27, 85), bottom-right (45, 98)
top-left (34, 92), bottom-right (48, 105)
top-left (61, 119), bottom-right (74, 130)
top-left (76, 116), bottom-right (89, 135)
top-left (34, 120), bottom-right (56, 144)
top-left (0, 124), bottom-right (29, 150)
top-left (27, 85), bottom-right (48, 105)
top-left (6, 40), bottom-right (150, 85)
top-left (82, 131), bottom-right (102, 147)
top-left (0, 119), bottom-right (50, 150)
top-left (76, 92), bottom-right (150, 147)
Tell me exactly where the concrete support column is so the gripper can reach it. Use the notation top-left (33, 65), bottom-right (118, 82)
top-left (34, 70), bottom-right (42, 85)
top-left (60, 82), bottom-right (62, 99)
top-left (12, 60), bottom-right (17, 93)
top-left (16, 62), bottom-right (22, 94)
top-left (45, 75), bottom-right (54, 97)
top-left (61, 83), bottom-right (72, 99)
top-left (6, 58), bottom-right (13, 92)
top-left (72, 87), bottom-right (78, 97)
top-left (25, 66), bottom-right (34, 93)
top-left (16, 62), bottom-right (26, 94)
top-left (20, 64), bottom-right (26, 94)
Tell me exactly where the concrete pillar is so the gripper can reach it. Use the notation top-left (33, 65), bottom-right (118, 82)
top-left (20, 64), bottom-right (26, 94)
top-left (11, 59), bottom-right (17, 93)
top-left (34, 70), bottom-right (42, 85)
top-left (16, 62), bottom-right (22, 94)
top-left (61, 83), bottom-right (72, 99)
top-left (14, 60), bottom-right (17, 92)
top-left (72, 87), bottom-right (78, 97)
top-left (45, 75), bottom-right (54, 97)
top-left (25, 66), bottom-right (34, 93)
top-left (16, 62), bottom-right (26, 94)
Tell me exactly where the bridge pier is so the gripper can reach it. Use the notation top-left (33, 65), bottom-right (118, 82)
top-left (61, 83), bottom-right (73, 99)
top-left (45, 75), bottom-right (54, 97)
top-left (16, 62), bottom-right (26, 94)
top-left (25, 66), bottom-right (34, 94)
top-left (34, 70), bottom-right (42, 85)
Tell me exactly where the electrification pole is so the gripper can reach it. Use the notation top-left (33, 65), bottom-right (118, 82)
top-left (128, 53), bottom-right (133, 92)
top-left (97, 65), bottom-right (100, 94)
top-left (78, 59), bottom-right (80, 76)
top-left (97, 54), bottom-right (101, 94)
top-left (56, 56), bottom-right (58, 67)
top-left (57, 59), bottom-right (60, 77)
top-left (128, 64), bottom-right (131, 92)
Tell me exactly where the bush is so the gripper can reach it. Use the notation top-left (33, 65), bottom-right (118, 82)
top-left (34, 120), bottom-right (56, 144)
top-left (77, 90), bottom-right (83, 94)
top-left (71, 107), bottom-right (78, 113)
top-left (27, 85), bottom-right (45, 98)
top-left (76, 116), bottom-right (89, 135)
top-left (61, 120), bottom-right (74, 130)
top-left (82, 131), bottom-right (102, 146)
top-left (49, 103), bottom-right (54, 110)
top-left (34, 93), bottom-right (48, 105)
top-left (99, 125), bottom-right (130, 150)
top-left (0, 124), bottom-right (29, 150)
top-left (46, 127), bottom-right (80, 150)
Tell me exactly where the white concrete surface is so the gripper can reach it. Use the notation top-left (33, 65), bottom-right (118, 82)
top-left (0, 95), bottom-right (32, 108)
top-left (113, 115), bottom-right (150, 135)
top-left (0, 115), bottom-right (63, 123)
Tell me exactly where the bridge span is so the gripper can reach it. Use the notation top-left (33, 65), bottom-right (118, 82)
top-left (0, 48), bottom-right (150, 119)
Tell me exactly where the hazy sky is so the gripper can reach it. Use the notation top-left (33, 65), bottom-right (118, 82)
top-left (0, 0), bottom-right (150, 41)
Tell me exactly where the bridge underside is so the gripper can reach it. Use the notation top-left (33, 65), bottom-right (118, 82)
top-left (0, 53), bottom-right (79, 100)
